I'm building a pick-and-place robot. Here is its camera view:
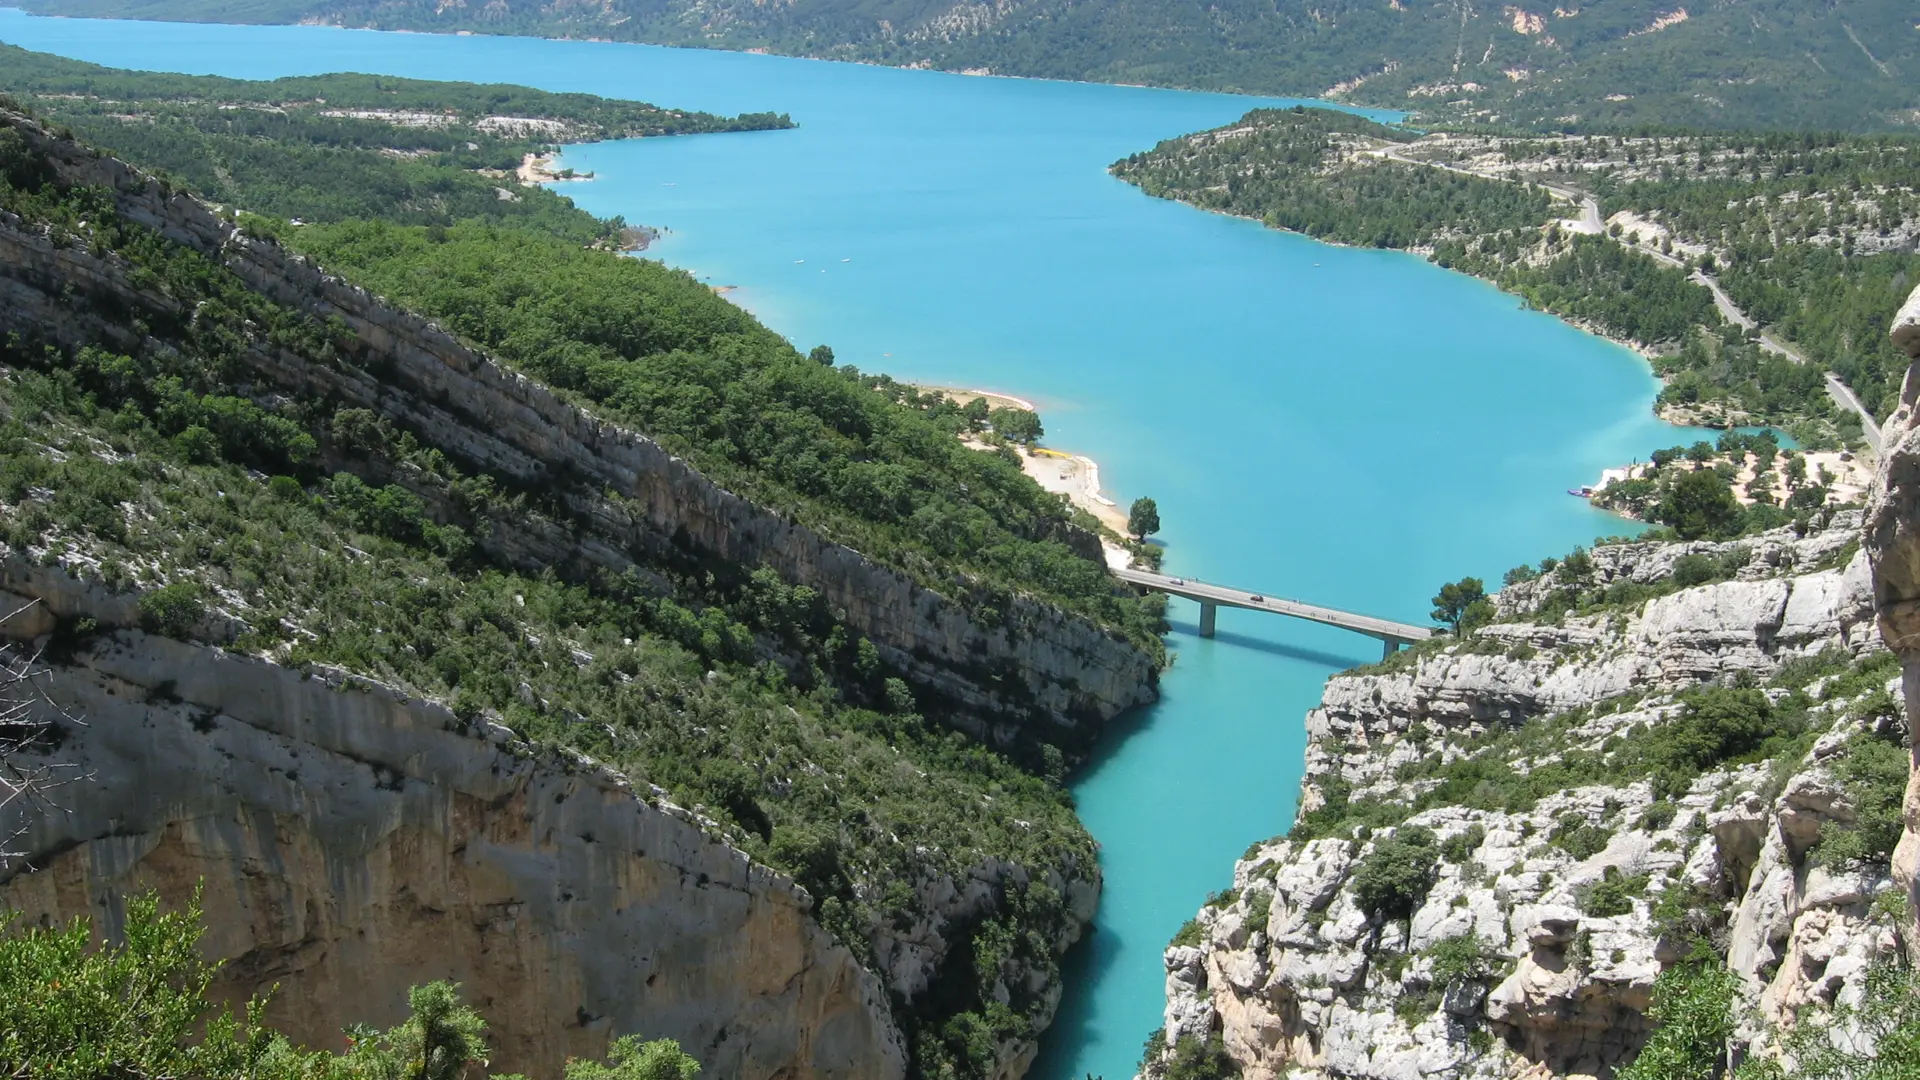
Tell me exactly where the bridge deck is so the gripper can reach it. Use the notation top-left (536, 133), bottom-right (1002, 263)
top-left (1113, 567), bottom-right (1433, 644)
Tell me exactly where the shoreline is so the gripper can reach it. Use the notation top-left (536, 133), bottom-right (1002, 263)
top-left (1148, 191), bottom-right (1668, 364)
top-left (910, 384), bottom-right (1134, 565)
top-left (912, 384), bottom-right (1039, 413)
top-left (518, 150), bottom-right (595, 185)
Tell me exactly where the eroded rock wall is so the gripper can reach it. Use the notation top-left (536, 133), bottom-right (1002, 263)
top-left (1149, 522), bottom-right (1905, 1080)
top-left (0, 560), bottom-right (906, 1080)
top-left (1868, 285), bottom-right (1920, 950)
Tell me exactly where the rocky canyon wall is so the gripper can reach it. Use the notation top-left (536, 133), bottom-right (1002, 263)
top-left (1150, 519), bottom-right (1909, 1080)
top-left (0, 559), bottom-right (906, 1079)
top-left (1867, 285), bottom-right (1920, 953)
top-left (1147, 286), bottom-right (1920, 1080)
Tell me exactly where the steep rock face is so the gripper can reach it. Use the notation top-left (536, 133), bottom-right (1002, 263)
top-left (1150, 525), bottom-right (1905, 1080)
top-left (0, 560), bottom-right (905, 1080)
top-left (0, 109), bottom-right (1156, 753)
top-left (1868, 284), bottom-right (1920, 945)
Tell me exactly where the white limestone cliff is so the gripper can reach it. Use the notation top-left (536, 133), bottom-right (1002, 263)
top-left (1148, 518), bottom-right (1908, 1080)
top-left (1866, 284), bottom-right (1920, 952)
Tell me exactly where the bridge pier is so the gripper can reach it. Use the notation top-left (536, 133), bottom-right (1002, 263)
top-left (1381, 638), bottom-right (1405, 661)
top-left (1199, 602), bottom-right (1217, 638)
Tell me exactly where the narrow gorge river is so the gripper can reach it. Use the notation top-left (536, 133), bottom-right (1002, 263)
top-left (0, 11), bottom-right (1711, 1078)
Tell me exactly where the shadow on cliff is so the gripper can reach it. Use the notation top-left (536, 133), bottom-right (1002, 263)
top-left (1024, 912), bottom-right (1126, 1080)
top-left (1162, 620), bottom-right (1372, 670)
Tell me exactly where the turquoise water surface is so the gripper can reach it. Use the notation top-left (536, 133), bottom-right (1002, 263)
top-left (0, 11), bottom-right (1706, 1079)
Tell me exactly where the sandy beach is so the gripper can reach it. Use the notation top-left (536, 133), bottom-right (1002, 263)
top-left (912, 385), bottom-right (1134, 567)
top-left (517, 151), bottom-right (593, 185)
top-left (1019, 446), bottom-right (1129, 531)
top-left (914, 385), bottom-right (1039, 413)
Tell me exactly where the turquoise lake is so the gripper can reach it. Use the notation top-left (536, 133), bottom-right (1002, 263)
top-left (0, 11), bottom-right (1711, 1078)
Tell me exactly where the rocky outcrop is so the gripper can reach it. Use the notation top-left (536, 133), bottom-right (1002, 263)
top-left (1867, 284), bottom-right (1920, 951)
top-left (0, 560), bottom-right (905, 1079)
top-left (1149, 524), bottom-right (1907, 1080)
top-left (0, 108), bottom-right (1156, 754)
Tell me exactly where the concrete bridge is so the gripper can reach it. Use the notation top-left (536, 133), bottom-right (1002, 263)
top-left (1113, 567), bottom-right (1435, 659)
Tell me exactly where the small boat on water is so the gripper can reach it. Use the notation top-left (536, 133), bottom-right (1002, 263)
top-left (1567, 486), bottom-right (1595, 498)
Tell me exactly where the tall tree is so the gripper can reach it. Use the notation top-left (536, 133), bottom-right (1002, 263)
top-left (1430, 577), bottom-right (1486, 634)
top-left (1128, 497), bottom-right (1161, 541)
top-left (989, 407), bottom-right (1043, 445)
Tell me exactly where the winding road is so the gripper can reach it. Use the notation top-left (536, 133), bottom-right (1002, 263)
top-left (1679, 262), bottom-right (1883, 453)
top-left (1371, 141), bottom-right (1883, 453)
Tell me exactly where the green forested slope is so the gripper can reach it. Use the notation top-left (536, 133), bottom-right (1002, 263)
top-left (16, 0), bottom-right (1920, 132)
top-left (0, 42), bottom-right (1152, 645)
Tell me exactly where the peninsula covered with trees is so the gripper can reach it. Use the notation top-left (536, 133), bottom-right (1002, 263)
top-left (0, 43), bottom-right (790, 239)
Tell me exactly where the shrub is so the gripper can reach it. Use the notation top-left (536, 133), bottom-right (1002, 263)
top-left (1579, 867), bottom-right (1650, 917)
top-left (1440, 824), bottom-right (1487, 863)
top-left (1650, 882), bottom-right (1716, 944)
top-left (1740, 962), bottom-right (1920, 1080)
top-left (1243, 890), bottom-right (1273, 933)
top-left (0, 890), bottom-right (633, 1080)
top-left (1811, 732), bottom-right (1910, 869)
top-left (767, 823), bottom-right (847, 903)
top-left (138, 581), bottom-right (205, 638)
top-left (1615, 942), bottom-right (1735, 1080)
top-left (1169, 919), bottom-right (1205, 949)
top-left (1550, 814), bottom-right (1614, 860)
top-left (1669, 553), bottom-right (1717, 587)
top-left (1288, 773), bottom-right (1409, 840)
top-left (1427, 933), bottom-right (1492, 986)
top-left (566, 1036), bottom-right (702, 1080)
top-left (1629, 685), bottom-right (1787, 799)
top-left (1394, 988), bottom-right (1442, 1025)
top-left (1636, 801), bottom-right (1678, 832)
top-left (1352, 826), bottom-right (1439, 921)
top-left (1159, 1034), bottom-right (1238, 1080)
top-left (1655, 469), bottom-right (1743, 540)
top-left (171, 424), bottom-right (221, 465)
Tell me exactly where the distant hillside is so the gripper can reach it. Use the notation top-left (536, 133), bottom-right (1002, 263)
top-left (13, 0), bottom-right (1920, 132)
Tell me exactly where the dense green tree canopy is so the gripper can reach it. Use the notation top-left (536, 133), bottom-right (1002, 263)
top-left (1429, 578), bottom-right (1486, 635)
top-left (1656, 468), bottom-right (1745, 540)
